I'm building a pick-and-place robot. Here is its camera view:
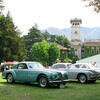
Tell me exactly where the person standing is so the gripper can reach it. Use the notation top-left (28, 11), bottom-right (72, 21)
top-left (1, 64), bottom-right (5, 72)
top-left (92, 62), bottom-right (97, 67)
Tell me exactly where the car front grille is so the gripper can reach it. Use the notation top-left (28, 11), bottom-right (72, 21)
top-left (56, 72), bottom-right (68, 80)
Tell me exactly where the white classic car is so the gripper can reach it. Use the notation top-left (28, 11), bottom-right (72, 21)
top-left (74, 63), bottom-right (100, 79)
top-left (51, 63), bottom-right (100, 83)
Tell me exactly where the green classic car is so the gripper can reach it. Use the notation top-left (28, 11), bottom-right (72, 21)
top-left (2, 62), bottom-right (68, 88)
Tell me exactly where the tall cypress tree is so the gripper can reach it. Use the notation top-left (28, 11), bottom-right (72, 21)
top-left (0, 12), bottom-right (27, 64)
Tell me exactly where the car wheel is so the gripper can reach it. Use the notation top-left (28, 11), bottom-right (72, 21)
top-left (78, 74), bottom-right (87, 83)
top-left (7, 74), bottom-right (15, 84)
top-left (38, 75), bottom-right (49, 88)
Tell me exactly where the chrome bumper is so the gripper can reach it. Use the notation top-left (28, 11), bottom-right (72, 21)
top-left (50, 79), bottom-right (69, 83)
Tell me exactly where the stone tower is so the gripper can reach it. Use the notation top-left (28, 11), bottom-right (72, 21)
top-left (70, 18), bottom-right (82, 59)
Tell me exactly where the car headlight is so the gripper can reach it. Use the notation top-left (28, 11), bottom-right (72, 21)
top-left (63, 73), bottom-right (68, 79)
top-left (96, 72), bottom-right (99, 76)
top-left (50, 73), bottom-right (57, 80)
top-left (89, 72), bottom-right (95, 77)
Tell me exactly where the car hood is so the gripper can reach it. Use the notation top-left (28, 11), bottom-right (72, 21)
top-left (30, 68), bottom-right (67, 74)
top-left (45, 69), bottom-right (67, 74)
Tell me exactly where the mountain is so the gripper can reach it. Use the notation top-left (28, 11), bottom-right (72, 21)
top-left (41, 27), bottom-right (100, 41)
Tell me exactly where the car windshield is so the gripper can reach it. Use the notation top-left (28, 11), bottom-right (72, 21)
top-left (85, 64), bottom-right (96, 69)
top-left (75, 63), bottom-right (97, 69)
top-left (28, 63), bottom-right (45, 69)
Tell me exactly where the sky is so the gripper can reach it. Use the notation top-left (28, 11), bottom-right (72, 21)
top-left (3, 0), bottom-right (100, 35)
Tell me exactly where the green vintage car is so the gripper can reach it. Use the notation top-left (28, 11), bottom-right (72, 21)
top-left (2, 62), bottom-right (68, 88)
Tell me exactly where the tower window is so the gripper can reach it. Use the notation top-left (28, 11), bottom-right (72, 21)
top-left (75, 31), bottom-right (77, 33)
top-left (75, 23), bottom-right (77, 25)
top-left (74, 31), bottom-right (78, 35)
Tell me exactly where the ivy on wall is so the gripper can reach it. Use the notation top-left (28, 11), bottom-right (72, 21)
top-left (60, 50), bottom-right (68, 62)
top-left (84, 46), bottom-right (100, 58)
top-left (68, 48), bottom-right (79, 63)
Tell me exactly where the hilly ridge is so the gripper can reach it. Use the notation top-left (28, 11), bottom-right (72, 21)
top-left (42, 27), bottom-right (100, 40)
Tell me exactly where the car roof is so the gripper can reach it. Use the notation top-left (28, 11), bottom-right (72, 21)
top-left (53, 63), bottom-right (71, 66)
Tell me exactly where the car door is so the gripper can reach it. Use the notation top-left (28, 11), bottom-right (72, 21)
top-left (26, 63), bottom-right (41, 82)
top-left (14, 63), bottom-right (28, 82)
top-left (67, 68), bottom-right (78, 79)
top-left (68, 65), bottom-right (80, 79)
top-left (55, 64), bottom-right (77, 79)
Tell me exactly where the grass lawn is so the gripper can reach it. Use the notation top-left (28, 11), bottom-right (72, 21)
top-left (0, 72), bottom-right (100, 100)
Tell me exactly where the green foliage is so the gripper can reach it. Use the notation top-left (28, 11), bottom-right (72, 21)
top-left (31, 41), bottom-right (60, 65)
top-left (60, 51), bottom-right (68, 62)
top-left (23, 27), bottom-right (70, 61)
top-left (22, 24), bottom-right (44, 60)
top-left (42, 31), bottom-right (51, 42)
top-left (56, 35), bottom-right (70, 48)
top-left (63, 58), bottom-right (72, 63)
top-left (84, 46), bottom-right (100, 58)
top-left (31, 40), bottom-right (50, 65)
top-left (0, 13), bottom-right (27, 63)
top-left (68, 48), bottom-right (79, 63)
top-left (42, 31), bottom-right (70, 48)
top-left (49, 43), bottom-right (60, 65)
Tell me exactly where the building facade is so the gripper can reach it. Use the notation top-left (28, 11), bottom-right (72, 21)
top-left (70, 18), bottom-right (100, 59)
top-left (83, 42), bottom-right (100, 58)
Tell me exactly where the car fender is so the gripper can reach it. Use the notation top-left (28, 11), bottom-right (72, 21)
top-left (5, 70), bottom-right (17, 79)
top-left (77, 73), bottom-right (87, 79)
top-left (37, 73), bottom-right (49, 82)
top-left (36, 70), bottom-right (56, 82)
top-left (77, 71), bottom-right (92, 80)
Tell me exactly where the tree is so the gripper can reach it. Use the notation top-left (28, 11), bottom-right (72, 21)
top-left (49, 34), bottom-right (57, 43)
top-left (48, 43), bottom-right (60, 65)
top-left (0, 0), bottom-right (4, 14)
top-left (22, 24), bottom-right (44, 60)
top-left (31, 40), bottom-right (50, 65)
top-left (42, 31), bottom-right (70, 48)
top-left (82, 0), bottom-right (100, 13)
top-left (56, 35), bottom-right (70, 48)
top-left (42, 31), bottom-right (51, 42)
top-left (0, 12), bottom-right (27, 64)
top-left (31, 40), bottom-right (60, 66)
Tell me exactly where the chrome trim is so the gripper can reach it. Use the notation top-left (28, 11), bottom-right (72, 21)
top-left (50, 79), bottom-right (69, 83)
